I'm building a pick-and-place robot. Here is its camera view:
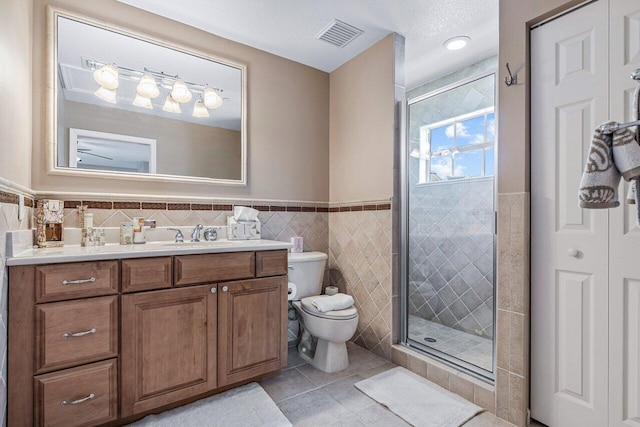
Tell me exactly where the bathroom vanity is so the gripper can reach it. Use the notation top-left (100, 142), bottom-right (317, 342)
top-left (6, 241), bottom-right (290, 427)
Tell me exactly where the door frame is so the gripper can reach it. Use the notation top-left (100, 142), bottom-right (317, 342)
top-left (399, 70), bottom-right (498, 383)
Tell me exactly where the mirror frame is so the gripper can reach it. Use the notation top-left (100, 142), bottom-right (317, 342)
top-left (46, 7), bottom-right (248, 186)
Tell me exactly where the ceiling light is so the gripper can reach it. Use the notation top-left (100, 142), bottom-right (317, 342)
top-left (162, 95), bottom-right (181, 113)
top-left (133, 94), bottom-right (153, 109)
top-left (93, 64), bottom-right (119, 89)
top-left (94, 86), bottom-right (116, 103)
top-left (137, 74), bottom-right (159, 98)
top-left (203, 87), bottom-right (223, 109)
top-left (192, 100), bottom-right (209, 118)
top-left (171, 80), bottom-right (192, 103)
top-left (444, 36), bottom-right (470, 51)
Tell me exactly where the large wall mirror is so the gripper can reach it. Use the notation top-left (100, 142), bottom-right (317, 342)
top-left (48, 8), bottom-right (247, 185)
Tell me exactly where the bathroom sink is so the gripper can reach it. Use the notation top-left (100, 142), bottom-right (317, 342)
top-left (161, 240), bottom-right (244, 248)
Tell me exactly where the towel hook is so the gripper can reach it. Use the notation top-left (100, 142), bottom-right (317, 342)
top-left (505, 63), bottom-right (517, 86)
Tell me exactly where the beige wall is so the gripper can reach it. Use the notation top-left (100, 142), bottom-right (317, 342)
top-left (63, 101), bottom-right (241, 179)
top-left (498, 0), bottom-right (584, 193)
top-left (0, 0), bottom-right (33, 189)
top-left (31, 0), bottom-right (329, 202)
top-left (329, 35), bottom-right (395, 203)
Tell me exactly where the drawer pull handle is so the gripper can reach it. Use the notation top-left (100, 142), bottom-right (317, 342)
top-left (62, 277), bottom-right (96, 286)
top-left (61, 393), bottom-right (95, 406)
top-left (62, 328), bottom-right (96, 339)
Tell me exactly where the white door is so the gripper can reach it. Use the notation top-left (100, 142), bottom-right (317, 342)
top-left (609, 1), bottom-right (640, 425)
top-left (531, 1), bottom-right (610, 426)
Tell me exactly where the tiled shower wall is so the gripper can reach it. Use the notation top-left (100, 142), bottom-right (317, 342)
top-left (328, 206), bottom-right (393, 360)
top-left (408, 177), bottom-right (494, 338)
top-left (0, 196), bottom-right (33, 427)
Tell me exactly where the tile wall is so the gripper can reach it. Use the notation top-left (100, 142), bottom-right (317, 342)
top-left (328, 205), bottom-right (393, 360)
top-left (407, 177), bottom-right (494, 338)
top-left (495, 193), bottom-right (529, 426)
top-left (0, 192), bottom-right (34, 427)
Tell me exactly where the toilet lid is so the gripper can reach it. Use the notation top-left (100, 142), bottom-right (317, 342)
top-left (300, 295), bottom-right (358, 320)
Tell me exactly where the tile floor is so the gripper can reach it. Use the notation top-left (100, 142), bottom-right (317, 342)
top-left (260, 343), bottom-right (511, 426)
top-left (408, 315), bottom-right (493, 372)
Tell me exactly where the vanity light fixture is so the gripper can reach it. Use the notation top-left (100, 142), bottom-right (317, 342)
top-left (136, 74), bottom-right (160, 98)
top-left (192, 99), bottom-right (209, 118)
top-left (133, 93), bottom-right (153, 109)
top-left (162, 95), bottom-right (181, 113)
top-left (444, 36), bottom-right (470, 51)
top-left (171, 80), bottom-right (192, 103)
top-left (203, 87), bottom-right (223, 109)
top-left (94, 86), bottom-right (117, 104)
top-left (93, 64), bottom-right (119, 89)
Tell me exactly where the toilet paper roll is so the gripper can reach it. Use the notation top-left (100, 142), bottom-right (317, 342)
top-left (287, 282), bottom-right (297, 301)
top-left (325, 286), bottom-right (339, 296)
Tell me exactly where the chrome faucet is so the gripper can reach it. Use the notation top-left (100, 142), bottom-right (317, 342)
top-left (191, 224), bottom-right (203, 242)
top-left (167, 228), bottom-right (184, 243)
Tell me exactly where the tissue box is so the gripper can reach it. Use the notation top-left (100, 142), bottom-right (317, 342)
top-left (227, 216), bottom-right (261, 240)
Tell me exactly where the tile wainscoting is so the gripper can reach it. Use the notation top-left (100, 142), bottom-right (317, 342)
top-left (0, 196), bottom-right (33, 427)
top-left (0, 188), bottom-right (529, 426)
top-left (328, 203), bottom-right (393, 360)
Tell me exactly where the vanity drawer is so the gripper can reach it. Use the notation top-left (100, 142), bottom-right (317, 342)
top-left (35, 296), bottom-right (119, 374)
top-left (122, 257), bottom-right (172, 293)
top-left (174, 252), bottom-right (255, 286)
top-left (35, 261), bottom-right (118, 303)
top-left (256, 250), bottom-right (288, 277)
top-left (34, 359), bottom-right (118, 427)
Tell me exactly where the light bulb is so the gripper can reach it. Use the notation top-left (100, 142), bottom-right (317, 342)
top-left (203, 87), bottom-right (223, 109)
top-left (192, 100), bottom-right (209, 118)
top-left (94, 86), bottom-right (116, 103)
top-left (162, 95), bottom-right (181, 113)
top-left (171, 80), bottom-right (192, 103)
top-left (137, 74), bottom-right (159, 98)
top-left (133, 94), bottom-right (153, 109)
top-left (93, 64), bottom-right (119, 89)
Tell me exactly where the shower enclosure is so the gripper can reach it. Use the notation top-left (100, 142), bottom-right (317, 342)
top-left (401, 72), bottom-right (496, 380)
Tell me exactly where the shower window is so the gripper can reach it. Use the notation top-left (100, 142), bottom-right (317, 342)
top-left (402, 72), bottom-right (496, 381)
top-left (415, 108), bottom-right (495, 183)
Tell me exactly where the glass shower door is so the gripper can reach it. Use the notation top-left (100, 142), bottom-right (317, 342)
top-left (404, 73), bottom-right (496, 379)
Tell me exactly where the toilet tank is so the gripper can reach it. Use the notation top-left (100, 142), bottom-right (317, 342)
top-left (287, 251), bottom-right (328, 299)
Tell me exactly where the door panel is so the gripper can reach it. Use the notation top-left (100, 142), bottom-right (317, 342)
top-left (609, 1), bottom-right (640, 425)
top-left (218, 276), bottom-right (287, 386)
top-left (121, 285), bottom-right (217, 416)
top-left (531, 1), bottom-right (610, 426)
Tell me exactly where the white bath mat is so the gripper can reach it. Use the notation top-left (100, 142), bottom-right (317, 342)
top-left (129, 382), bottom-right (292, 427)
top-left (355, 366), bottom-right (483, 427)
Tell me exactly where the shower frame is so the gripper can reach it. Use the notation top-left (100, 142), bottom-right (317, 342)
top-left (399, 70), bottom-right (498, 383)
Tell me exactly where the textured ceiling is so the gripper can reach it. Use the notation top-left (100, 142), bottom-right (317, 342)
top-left (117, 0), bottom-right (498, 89)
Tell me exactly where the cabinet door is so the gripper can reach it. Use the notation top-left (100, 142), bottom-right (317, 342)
top-left (218, 276), bottom-right (287, 386)
top-left (121, 285), bottom-right (217, 416)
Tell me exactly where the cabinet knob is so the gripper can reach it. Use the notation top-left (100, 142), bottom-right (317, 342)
top-left (222, 286), bottom-right (228, 292)
top-left (210, 287), bottom-right (217, 294)
top-left (568, 248), bottom-right (579, 257)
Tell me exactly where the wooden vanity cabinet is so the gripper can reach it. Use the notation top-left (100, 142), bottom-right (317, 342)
top-left (8, 249), bottom-right (289, 427)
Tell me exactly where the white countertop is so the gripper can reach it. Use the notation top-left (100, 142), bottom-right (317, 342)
top-left (6, 239), bottom-right (293, 266)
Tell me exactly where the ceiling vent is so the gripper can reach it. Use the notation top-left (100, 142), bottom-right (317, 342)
top-left (316, 19), bottom-right (363, 48)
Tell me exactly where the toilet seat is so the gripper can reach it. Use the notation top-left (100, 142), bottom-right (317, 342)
top-left (300, 295), bottom-right (358, 320)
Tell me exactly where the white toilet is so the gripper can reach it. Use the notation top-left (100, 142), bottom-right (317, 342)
top-left (289, 251), bottom-right (358, 373)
